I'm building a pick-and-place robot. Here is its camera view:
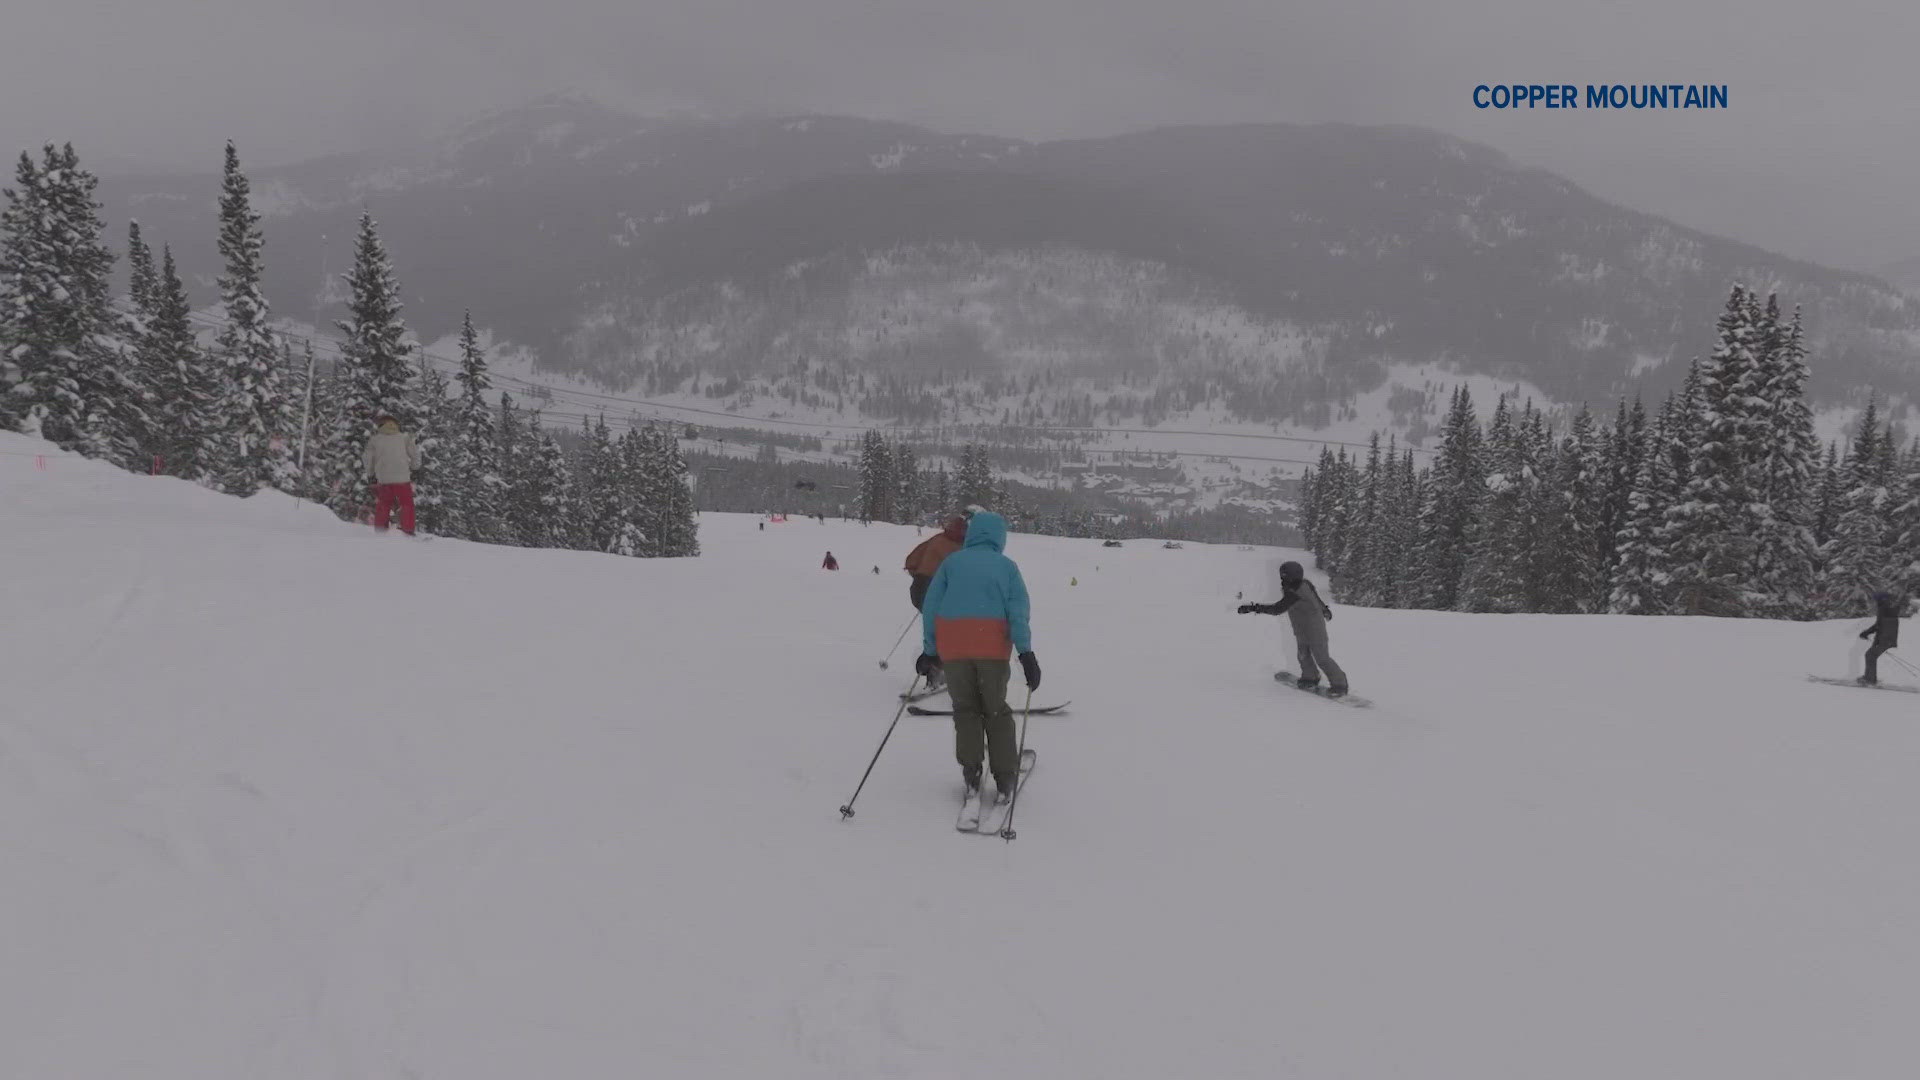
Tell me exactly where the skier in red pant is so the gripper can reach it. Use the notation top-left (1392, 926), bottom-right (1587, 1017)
top-left (362, 414), bottom-right (421, 536)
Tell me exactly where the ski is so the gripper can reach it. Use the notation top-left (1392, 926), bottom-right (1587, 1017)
top-left (900, 683), bottom-right (949, 703)
top-left (1273, 671), bottom-right (1372, 708)
top-left (1805, 675), bottom-right (1920, 694)
top-left (957, 784), bottom-right (984, 830)
top-left (972, 748), bottom-right (1037, 835)
top-left (910, 701), bottom-right (1069, 717)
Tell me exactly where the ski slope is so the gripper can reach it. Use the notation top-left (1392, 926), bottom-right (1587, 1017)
top-left (4, 429), bottom-right (1918, 1079)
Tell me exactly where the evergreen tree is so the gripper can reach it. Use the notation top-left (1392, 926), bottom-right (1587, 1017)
top-left (643, 424), bottom-right (700, 557)
top-left (577, 414), bottom-right (630, 552)
top-left (1540, 406), bottom-right (1602, 612)
top-left (208, 142), bottom-right (295, 494)
top-left (1611, 396), bottom-right (1682, 613)
top-left (407, 357), bottom-right (452, 535)
top-left (894, 441), bottom-right (922, 524)
top-left (858, 430), bottom-right (895, 522)
top-left (125, 220), bottom-right (156, 317)
top-left (1412, 387), bottom-right (1484, 609)
top-left (493, 393), bottom-right (531, 544)
top-left (0, 145), bottom-right (145, 463)
top-left (1665, 290), bottom-right (1767, 616)
top-left (1824, 401), bottom-right (1897, 614)
top-left (1460, 397), bottom-right (1532, 612)
top-left (438, 312), bottom-right (504, 540)
top-left (956, 443), bottom-right (996, 510)
top-left (320, 211), bottom-right (413, 519)
top-left (138, 246), bottom-right (216, 479)
top-left (527, 425), bottom-right (579, 550)
top-left (1594, 399), bottom-right (1646, 609)
top-left (1746, 301), bottom-right (1820, 617)
top-left (1812, 442), bottom-right (1843, 547)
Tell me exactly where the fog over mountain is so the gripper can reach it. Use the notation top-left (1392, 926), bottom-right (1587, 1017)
top-left (6, 0), bottom-right (1920, 270)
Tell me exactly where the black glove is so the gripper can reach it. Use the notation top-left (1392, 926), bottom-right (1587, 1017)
top-left (1322, 607), bottom-right (1333, 621)
top-left (915, 653), bottom-right (942, 678)
top-left (1860, 628), bottom-right (1874, 640)
top-left (1018, 651), bottom-right (1041, 691)
top-left (1237, 603), bottom-right (1253, 614)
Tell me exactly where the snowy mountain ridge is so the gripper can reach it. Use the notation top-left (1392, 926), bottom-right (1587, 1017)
top-left (91, 98), bottom-right (1920, 440)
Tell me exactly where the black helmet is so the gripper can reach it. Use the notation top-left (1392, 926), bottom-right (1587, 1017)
top-left (1279, 561), bottom-right (1304, 582)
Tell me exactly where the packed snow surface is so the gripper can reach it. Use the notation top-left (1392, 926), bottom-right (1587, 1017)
top-left (4, 430), bottom-right (1918, 1079)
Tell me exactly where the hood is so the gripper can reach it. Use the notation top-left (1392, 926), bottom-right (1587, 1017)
top-left (378, 419), bottom-right (400, 434)
top-left (942, 517), bottom-right (968, 542)
top-left (1875, 592), bottom-right (1899, 614)
top-left (964, 511), bottom-right (1008, 552)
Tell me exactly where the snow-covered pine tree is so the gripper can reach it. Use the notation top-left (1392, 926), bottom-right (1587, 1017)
top-left (1539, 406), bottom-right (1602, 613)
top-left (1610, 395), bottom-right (1682, 614)
top-left (208, 142), bottom-right (294, 495)
top-left (436, 312), bottom-right (503, 541)
top-left (138, 246), bottom-right (217, 479)
top-left (320, 211), bottom-right (414, 519)
top-left (0, 145), bottom-right (145, 464)
top-left (1460, 396), bottom-right (1531, 612)
top-left (1298, 463), bottom-right (1319, 554)
top-left (1411, 386), bottom-right (1484, 610)
top-left (644, 424), bottom-right (700, 557)
top-left (1664, 287), bottom-right (1766, 618)
top-left (576, 414), bottom-right (627, 552)
top-left (528, 424), bottom-right (580, 550)
top-left (493, 394), bottom-right (531, 544)
top-left (1823, 400), bottom-right (1897, 615)
top-left (1812, 441), bottom-right (1843, 548)
top-left (126, 221), bottom-right (156, 318)
top-left (894, 441), bottom-right (922, 524)
top-left (1748, 299), bottom-right (1820, 618)
top-left (858, 430), bottom-right (895, 523)
top-left (1376, 445), bottom-right (1419, 608)
top-left (930, 467), bottom-right (952, 518)
top-left (957, 443), bottom-right (995, 510)
top-left (1336, 433), bottom-right (1386, 604)
top-left (1593, 400), bottom-right (1635, 610)
top-left (407, 356), bottom-right (452, 535)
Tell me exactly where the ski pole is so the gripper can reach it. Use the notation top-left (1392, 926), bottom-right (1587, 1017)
top-left (839, 675), bottom-right (922, 820)
top-left (1887, 650), bottom-right (1920, 678)
top-left (999, 687), bottom-right (1034, 841)
top-left (877, 612), bottom-right (918, 670)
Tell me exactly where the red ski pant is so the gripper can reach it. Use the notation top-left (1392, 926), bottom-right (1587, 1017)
top-left (373, 482), bottom-right (416, 534)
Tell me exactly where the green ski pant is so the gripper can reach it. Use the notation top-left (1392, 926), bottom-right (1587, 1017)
top-left (943, 658), bottom-right (1020, 785)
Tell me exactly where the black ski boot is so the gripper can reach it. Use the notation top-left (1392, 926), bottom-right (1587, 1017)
top-left (1326, 685), bottom-right (1350, 699)
top-left (1294, 676), bottom-right (1320, 691)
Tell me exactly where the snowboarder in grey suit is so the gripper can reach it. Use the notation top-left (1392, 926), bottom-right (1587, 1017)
top-left (1238, 561), bottom-right (1348, 696)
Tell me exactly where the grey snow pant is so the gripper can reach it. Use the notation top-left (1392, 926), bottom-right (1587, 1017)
top-left (1865, 641), bottom-right (1890, 683)
top-left (1295, 628), bottom-right (1347, 691)
top-left (943, 658), bottom-right (1020, 789)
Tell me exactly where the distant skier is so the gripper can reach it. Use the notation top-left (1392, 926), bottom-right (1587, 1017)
top-left (1238, 561), bottom-right (1348, 697)
top-left (822, 551), bottom-right (839, 571)
top-left (1858, 591), bottom-right (1902, 685)
top-left (916, 511), bottom-right (1041, 809)
top-left (362, 413), bottom-right (421, 537)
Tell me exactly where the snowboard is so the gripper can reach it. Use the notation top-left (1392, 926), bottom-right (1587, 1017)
top-left (1273, 671), bottom-right (1372, 708)
top-left (960, 748), bottom-right (1036, 835)
top-left (910, 701), bottom-right (1069, 717)
top-left (1805, 675), bottom-right (1920, 694)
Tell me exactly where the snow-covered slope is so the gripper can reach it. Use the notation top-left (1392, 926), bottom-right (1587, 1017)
top-left (5, 431), bottom-right (1917, 1079)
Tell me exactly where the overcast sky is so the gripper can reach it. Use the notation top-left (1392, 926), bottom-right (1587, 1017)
top-left (5, 0), bottom-right (1917, 271)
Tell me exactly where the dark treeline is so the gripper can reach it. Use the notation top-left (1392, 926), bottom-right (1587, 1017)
top-left (1303, 286), bottom-right (1914, 619)
top-left (0, 141), bottom-right (696, 558)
